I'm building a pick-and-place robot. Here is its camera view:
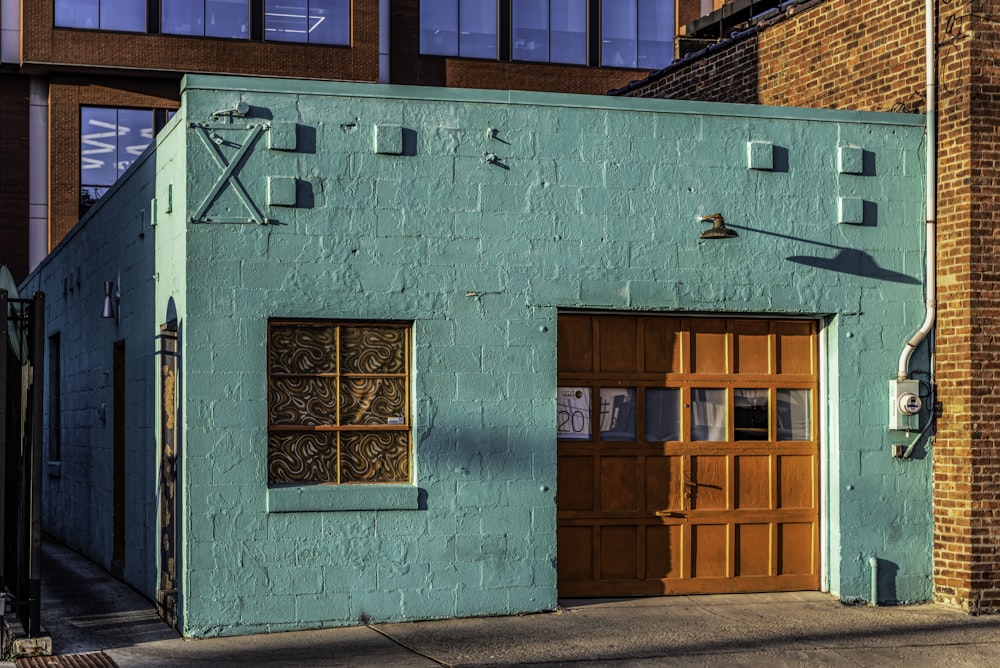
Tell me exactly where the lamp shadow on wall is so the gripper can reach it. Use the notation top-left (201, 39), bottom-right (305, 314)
top-left (727, 225), bottom-right (920, 285)
top-left (787, 250), bottom-right (920, 285)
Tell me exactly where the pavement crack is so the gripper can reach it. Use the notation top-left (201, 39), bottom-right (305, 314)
top-left (368, 624), bottom-right (453, 667)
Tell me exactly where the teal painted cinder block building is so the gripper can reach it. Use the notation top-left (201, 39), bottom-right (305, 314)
top-left (21, 74), bottom-right (932, 637)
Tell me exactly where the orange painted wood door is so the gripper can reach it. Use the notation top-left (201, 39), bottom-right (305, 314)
top-left (557, 314), bottom-right (819, 596)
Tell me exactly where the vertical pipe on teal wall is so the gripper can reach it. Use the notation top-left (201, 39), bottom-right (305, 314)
top-left (869, 556), bottom-right (879, 606)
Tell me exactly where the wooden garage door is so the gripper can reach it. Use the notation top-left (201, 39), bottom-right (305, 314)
top-left (557, 314), bottom-right (819, 596)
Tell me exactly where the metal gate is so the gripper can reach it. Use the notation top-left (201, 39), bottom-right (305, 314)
top-left (156, 322), bottom-right (179, 629)
top-left (0, 273), bottom-right (45, 637)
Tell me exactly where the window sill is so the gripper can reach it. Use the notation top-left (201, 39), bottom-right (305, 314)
top-left (266, 484), bottom-right (420, 513)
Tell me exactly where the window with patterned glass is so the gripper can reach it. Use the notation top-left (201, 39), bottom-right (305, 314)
top-left (267, 320), bottom-right (411, 486)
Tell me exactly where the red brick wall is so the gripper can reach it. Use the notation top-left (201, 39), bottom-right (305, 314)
top-left (621, 0), bottom-right (1000, 612)
top-left (621, 0), bottom-right (925, 112)
top-left (48, 77), bottom-right (180, 249)
top-left (616, 36), bottom-right (759, 103)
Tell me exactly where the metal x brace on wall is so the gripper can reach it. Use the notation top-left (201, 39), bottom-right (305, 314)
top-left (189, 122), bottom-right (268, 225)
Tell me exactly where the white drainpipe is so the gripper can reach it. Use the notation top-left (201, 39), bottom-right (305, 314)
top-left (897, 0), bottom-right (937, 380)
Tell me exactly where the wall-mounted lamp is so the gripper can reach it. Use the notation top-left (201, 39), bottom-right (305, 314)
top-left (699, 213), bottom-right (739, 239)
top-left (101, 279), bottom-right (120, 320)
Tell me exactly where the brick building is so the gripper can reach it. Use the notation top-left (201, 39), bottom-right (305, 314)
top-left (613, 0), bottom-right (999, 613)
top-left (0, 0), bottom-right (676, 283)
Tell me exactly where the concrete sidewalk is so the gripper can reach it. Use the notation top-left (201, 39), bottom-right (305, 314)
top-left (28, 536), bottom-right (1000, 667)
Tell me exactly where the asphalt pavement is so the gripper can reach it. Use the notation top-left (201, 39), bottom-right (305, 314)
top-left (20, 536), bottom-right (1000, 667)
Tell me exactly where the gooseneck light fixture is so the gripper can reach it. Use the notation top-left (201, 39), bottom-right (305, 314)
top-left (699, 213), bottom-right (738, 239)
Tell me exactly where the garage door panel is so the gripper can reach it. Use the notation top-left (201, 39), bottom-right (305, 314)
top-left (558, 316), bottom-right (594, 373)
top-left (735, 455), bottom-right (771, 509)
top-left (776, 321), bottom-right (815, 375)
top-left (600, 526), bottom-right (638, 579)
top-left (645, 455), bottom-right (683, 511)
top-left (600, 457), bottom-right (639, 511)
top-left (558, 526), bottom-right (594, 581)
top-left (736, 523), bottom-right (771, 577)
top-left (691, 456), bottom-right (728, 510)
top-left (734, 320), bottom-right (770, 375)
top-left (598, 317), bottom-right (638, 372)
top-left (558, 456), bottom-right (595, 510)
top-left (557, 314), bottom-right (818, 597)
top-left (643, 318), bottom-right (682, 373)
top-left (645, 524), bottom-right (682, 579)
top-left (778, 455), bottom-right (815, 509)
top-left (690, 319), bottom-right (729, 374)
top-left (779, 523), bottom-right (815, 575)
top-left (692, 524), bottom-right (728, 578)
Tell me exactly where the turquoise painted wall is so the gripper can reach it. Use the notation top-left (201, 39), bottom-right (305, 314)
top-left (19, 112), bottom-right (187, 598)
top-left (24, 73), bottom-right (932, 637)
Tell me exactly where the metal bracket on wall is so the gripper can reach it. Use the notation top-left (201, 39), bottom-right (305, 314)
top-left (188, 122), bottom-right (269, 225)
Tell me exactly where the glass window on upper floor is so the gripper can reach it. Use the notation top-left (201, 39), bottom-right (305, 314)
top-left (55, 0), bottom-right (352, 45)
top-left (420, 0), bottom-right (497, 59)
top-left (162, 0), bottom-right (250, 39)
top-left (419, 0), bottom-right (673, 69)
top-left (80, 107), bottom-right (155, 211)
top-left (55, 0), bottom-right (146, 32)
top-left (512, 0), bottom-right (586, 65)
top-left (602, 0), bottom-right (673, 69)
top-left (264, 0), bottom-right (351, 44)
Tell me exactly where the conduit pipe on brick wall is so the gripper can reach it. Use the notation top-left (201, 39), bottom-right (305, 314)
top-left (897, 0), bottom-right (938, 380)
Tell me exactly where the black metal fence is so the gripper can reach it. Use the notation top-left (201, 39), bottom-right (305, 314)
top-left (0, 288), bottom-right (45, 637)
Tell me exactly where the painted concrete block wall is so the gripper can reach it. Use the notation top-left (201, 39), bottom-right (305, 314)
top-left (19, 73), bottom-right (933, 638)
top-left (18, 113), bottom-right (188, 599)
top-left (167, 75), bottom-right (931, 636)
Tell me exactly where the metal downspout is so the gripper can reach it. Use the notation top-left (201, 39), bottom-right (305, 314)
top-left (898, 0), bottom-right (937, 380)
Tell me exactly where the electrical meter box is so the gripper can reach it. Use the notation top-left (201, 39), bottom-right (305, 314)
top-left (889, 379), bottom-right (921, 431)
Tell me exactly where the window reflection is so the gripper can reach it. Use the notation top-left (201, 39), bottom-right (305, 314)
top-left (645, 388), bottom-right (679, 442)
top-left (691, 388), bottom-right (726, 441)
top-left (601, 0), bottom-right (637, 67)
top-left (421, 0), bottom-right (497, 58)
top-left (265, 0), bottom-right (350, 45)
top-left (459, 0), bottom-right (498, 58)
top-left (163, 0), bottom-right (249, 39)
top-left (637, 0), bottom-right (673, 69)
top-left (777, 389), bottom-right (811, 441)
top-left (56, 0), bottom-right (145, 32)
top-left (602, 0), bottom-right (673, 69)
top-left (513, 0), bottom-right (586, 65)
top-left (80, 107), bottom-right (154, 209)
top-left (600, 388), bottom-right (636, 441)
top-left (734, 389), bottom-right (769, 441)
